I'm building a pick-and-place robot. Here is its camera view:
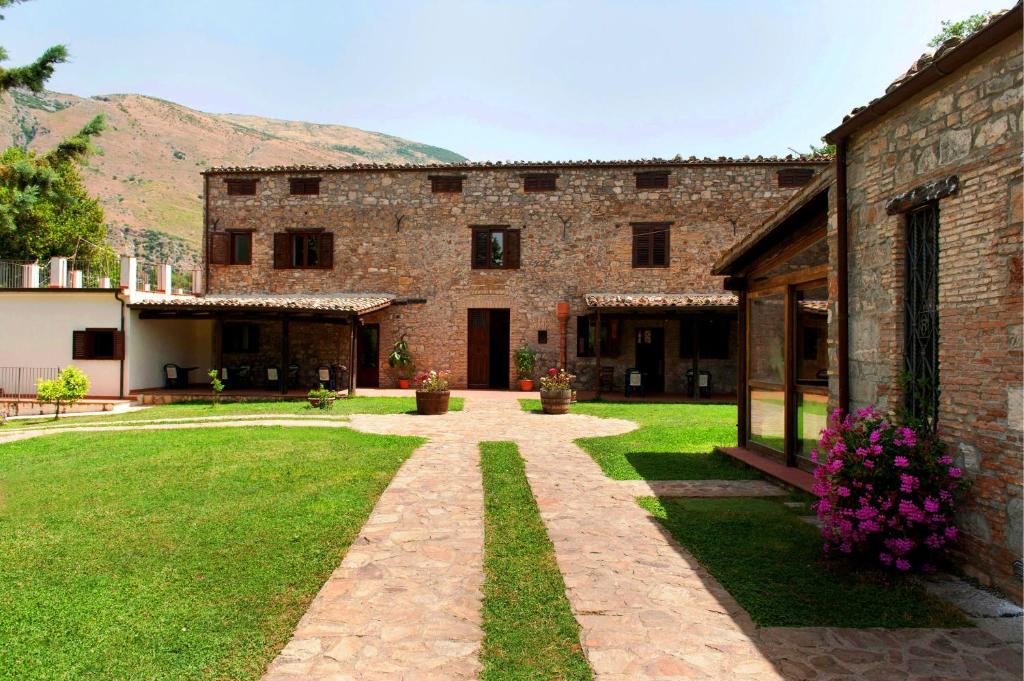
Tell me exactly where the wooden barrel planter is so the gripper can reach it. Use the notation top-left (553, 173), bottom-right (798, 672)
top-left (307, 396), bottom-right (336, 409)
top-left (540, 389), bottom-right (572, 414)
top-left (416, 391), bottom-right (450, 415)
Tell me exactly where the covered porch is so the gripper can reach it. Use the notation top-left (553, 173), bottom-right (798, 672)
top-left (579, 292), bottom-right (739, 399)
top-left (128, 293), bottom-right (393, 398)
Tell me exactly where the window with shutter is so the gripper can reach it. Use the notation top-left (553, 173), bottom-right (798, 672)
top-left (208, 232), bottom-right (230, 265)
top-left (273, 233), bottom-right (291, 269)
top-left (317, 232), bottom-right (334, 269)
top-left (430, 176), bottom-right (463, 193)
top-left (576, 317), bottom-right (621, 358)
top-left (289, 177), bottom-right (321, 195)
top-left (777, 168), bottom-right (815, 188)
top-left (72, 328), bottom-right (122, 360)
top-left (223, 323), bottom-right (261, 353)
top-left (632, 222), bottom-right (670, 268)
top-left (229, 232), bottom-right (252, 265)
top-left (471, 226), bottom-right (519, 269)
top-left (290, 233), bottom-right (320, 268)
top-left (523, 174), bottom-right (557, 192)
top-left (635, 171), bottom-right (669, 190)
top-left (225, 178), bottom-right (258, 195)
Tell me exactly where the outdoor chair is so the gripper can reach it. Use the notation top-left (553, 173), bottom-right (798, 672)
top-left (624, 368), bottom-right (645, 397)
top-left (316, 364), bottom-right (335, 390)
top-left (265, 366), bottom-right (280, 391)
top-left (334, 364), bottom-right (349, 390)
top-left (163, 363), bottom-right (183, 389)
top-left (286, 364), bottom-right (300, 390)
top-left (685, 368), bottom-right (713, 398)
top-left (219, 367), bottom-right (230, 389)
top-left (599, 366), bottom-right (615, 392)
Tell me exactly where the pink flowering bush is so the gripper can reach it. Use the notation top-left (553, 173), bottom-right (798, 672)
top-left (812, 407), bottom-right (968, 573)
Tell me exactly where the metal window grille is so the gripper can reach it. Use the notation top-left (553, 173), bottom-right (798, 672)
top-left (904, 203), bottom-right (940, 430)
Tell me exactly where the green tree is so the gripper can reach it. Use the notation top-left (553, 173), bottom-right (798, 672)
top-left (0, 0), bottom-right (68, 92)
top-left (928, 12), bottom-right (993, 48)
top-left (0, 115), bottom-right (113, 267)
top-left (36, 366), bottom-right (90, 419)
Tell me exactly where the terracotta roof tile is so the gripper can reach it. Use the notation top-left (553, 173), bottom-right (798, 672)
top-left (204, 155), bottom-right (831, 175)
top-left (129, 292), bottom-right (393, 314)
top-left (584, 292), bottom-right (738, 309)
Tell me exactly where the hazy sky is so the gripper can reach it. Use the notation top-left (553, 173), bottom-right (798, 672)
top-left (6, 0), bottom-right (1004, 160)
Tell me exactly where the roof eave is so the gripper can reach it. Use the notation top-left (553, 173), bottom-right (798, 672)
top-left (824, 3), bottom-right (1022, 144)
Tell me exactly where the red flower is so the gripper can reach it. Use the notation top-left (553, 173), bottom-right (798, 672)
top-left (548, 367), bottom-right (558, 376)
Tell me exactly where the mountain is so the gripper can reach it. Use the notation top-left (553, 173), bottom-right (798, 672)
top-left (0, 89), bottom-right (466, 269)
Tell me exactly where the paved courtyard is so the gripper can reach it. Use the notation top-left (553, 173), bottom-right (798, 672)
top-left (3, 393), bottom-right (1020, 679)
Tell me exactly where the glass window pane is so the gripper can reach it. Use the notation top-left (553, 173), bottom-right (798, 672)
top-left (292, 236), bottom-right (303, 267)
top-left (748, 292), bottom-right (785, 384)
top-left (796, 285), bottom-right (828, 385)
top-left (233, 234), bottom-right (251, 264)
top-left (749, 387), bottom-right (785, 452)
top-left (490, 231), bottom-right (504, 267)
top-left (797, 392), bottom-right (829, 457)
top-left (306, 236), bottom-right (318, 267)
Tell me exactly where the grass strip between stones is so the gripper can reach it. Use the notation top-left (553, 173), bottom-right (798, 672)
top-left (479, 441), bottom-right (592, 680)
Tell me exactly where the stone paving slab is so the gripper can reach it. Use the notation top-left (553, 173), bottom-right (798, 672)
top-left (616, 478), bottom-right (788, 498)
top-left (262, 436), bottom-right (486, 680)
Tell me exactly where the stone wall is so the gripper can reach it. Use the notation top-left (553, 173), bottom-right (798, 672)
top-left (205, 160), bottom-right (822, 391)
top-left (839, 35), bottom-right (1022, 599)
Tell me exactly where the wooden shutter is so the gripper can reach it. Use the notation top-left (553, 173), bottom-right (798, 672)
top-left (778, 168), bottom-right (815, 188)
top-left (273, 233), bottom-right (291, 269)
top-left (209, 232), bottom-right (230, 265)
top-left (632, 225), bottom-right (652, 267)
top-left (72, 330), bottom-right (89, 359)
top-left (318, 232), bottom-right (334, 269)
top-left (472, 229), bottom-right (489, 268)
top-left (505, 229), bottom-right (520, 269)
top-left (636, 172), bottom-right (669, 190)
top-left (652, 227), bottom-right (668, 266)
top-left (111, 330), bottom-right (125, 360)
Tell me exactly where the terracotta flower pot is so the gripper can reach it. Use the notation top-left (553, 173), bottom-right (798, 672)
top-left (416, 391), bottom-right (450, 415)
top-left (398, 378), bottom-right (410, 389)
top-left (540, 389), bottom-right (572, 414)
top-left (518, 379), bottom-right (534, 391)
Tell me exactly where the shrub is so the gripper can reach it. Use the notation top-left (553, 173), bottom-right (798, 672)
top-left (538, 367), bottom-right (575, 392)
top-left (37, 367), bottom-right (90, 420)
top-left (307, 384), bottom-right (335, 411)
top-left (513, 343), bottom-right (538, 380)
top-left (386, 336), bottom-right (415, 379)
top-left (812, 407), bottom-right (968, 573)
top-left (208, 369), bottom-right (224, 406)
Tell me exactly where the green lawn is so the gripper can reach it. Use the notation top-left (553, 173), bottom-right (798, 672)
top-left (638, 496), bottom-right (970, 628)
top-left (521, 400), bottom-right (757, 480)
top-left (479, 442), bottom-right (592, 681)
top-left (0, 426), bottom-right (423, 679)
top-left (4, 396), bottom-right (464, 430)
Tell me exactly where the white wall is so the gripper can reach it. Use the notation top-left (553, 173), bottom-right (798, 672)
top-left (126, 312), bottom-right (213, 391)
top-left (0, 291), bottom-right (123, 397)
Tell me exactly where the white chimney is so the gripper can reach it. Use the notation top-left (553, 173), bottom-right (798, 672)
top-left (69, 270), bottom-right (83, 288)
top-left (191, 268), bottom-right (204, 296)
top-left (119, 256), bottom-right (137, 292)
top-left (21, 263), bottom-right (39, 288)
top-left (156, 263), bottom-right (172, 296)
top-left (49, 257), bottom-right (67, 288)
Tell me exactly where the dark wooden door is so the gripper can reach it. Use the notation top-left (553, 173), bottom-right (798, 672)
top-left (467, 309), bottom-right (510, 389)
top-left (634, 327), bottom-right (665, 392)
top-left (357, 324), bottom-right (380, 388)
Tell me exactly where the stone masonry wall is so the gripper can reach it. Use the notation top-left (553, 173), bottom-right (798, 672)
top-left (205, 161), bottom-right (821, 392)
top-left (839, 35), bottom-right (1022, 599)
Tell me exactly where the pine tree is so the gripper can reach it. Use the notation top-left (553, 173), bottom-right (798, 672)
top-left (0, 1), bottom-right (68, 92)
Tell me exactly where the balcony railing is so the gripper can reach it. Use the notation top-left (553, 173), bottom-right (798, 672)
top-left (0, 258), bottom-right (198, 294)
top-left (0, 366), bottom-right (60, 399)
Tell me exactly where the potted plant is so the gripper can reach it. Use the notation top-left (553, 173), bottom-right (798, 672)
top-left (539, 367), bottom-right (575, 414)
top-left (414, 369), bottom-right (450, 415)
top-left (387, 336), bottom-right (415, 389)
top-left (513, 343), bottom-right (538, 391)
top-left (307, 384), bottom-right (336, 409)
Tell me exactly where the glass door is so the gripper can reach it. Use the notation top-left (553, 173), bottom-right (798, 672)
top-left (747, 288), bottom-right (786, 454)
top-left (793, 283), bottom-right (829, 464)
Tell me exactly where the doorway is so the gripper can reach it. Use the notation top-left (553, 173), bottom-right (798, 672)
top-left (467, 309), bottom-right (510, 389)
top-left (357, 323), bottom-right (380, 388)
top-left (634, 327), bottom-right (665, 392)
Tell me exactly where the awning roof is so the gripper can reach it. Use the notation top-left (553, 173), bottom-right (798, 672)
top-left (129, 292), bottom-right (394, 315)
top-left (584, 292), bottom-right (738, 310)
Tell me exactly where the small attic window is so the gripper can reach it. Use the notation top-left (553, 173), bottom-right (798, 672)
top-left (635, 171), bottom-right (669, 190)
top-left (225, 178), bottom-right (257, 196)
top-left (778, 168), bottom-right (815, 188)
top-left (523, 174), bottom-right (557, 192)
top-left (289, 177), bottom-right (321, 195)
top-left (430, 176), bottom-right (463, 193)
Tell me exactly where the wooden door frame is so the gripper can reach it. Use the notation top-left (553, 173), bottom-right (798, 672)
top-left (356, 323), bottom-right (380, 388)
top-left (633, 326), bottom-right (665, 393)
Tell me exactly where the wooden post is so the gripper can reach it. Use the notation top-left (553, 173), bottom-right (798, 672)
top-left (736, 290), bottom-right (748, 448)
top-left (280, 315), bottom-right (289, 395)
top-left (595, 310), bottom-right (602, 398)
top-left (348, 314), bottom-right (358, 397)
top-left (691, 314), bottom-right (700, 399)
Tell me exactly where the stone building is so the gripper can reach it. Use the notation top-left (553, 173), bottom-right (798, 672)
top-left (714, 5), bottom-right (1022, 600)
top-left (188, 158), bottom-right (825, 394)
